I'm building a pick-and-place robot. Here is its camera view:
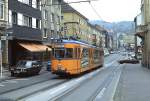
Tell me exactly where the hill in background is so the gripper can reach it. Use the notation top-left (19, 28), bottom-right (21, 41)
top-left (90, 20), bottom-right (135, 34)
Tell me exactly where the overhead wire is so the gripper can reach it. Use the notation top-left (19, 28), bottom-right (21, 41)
top-left (88, 0), bottom-right (103, 21)
top-left (1, 0), bottom-right (98, 7)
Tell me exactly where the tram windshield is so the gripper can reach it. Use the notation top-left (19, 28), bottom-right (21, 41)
top-left (54, 48), bottom-right (73, 59)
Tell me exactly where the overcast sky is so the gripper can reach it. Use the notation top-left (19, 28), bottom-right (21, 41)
top-left (64, 0), bottom-right (141, 22)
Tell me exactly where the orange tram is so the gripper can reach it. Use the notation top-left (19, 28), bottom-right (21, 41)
top-left (51, 40), bottom-right (104, 76)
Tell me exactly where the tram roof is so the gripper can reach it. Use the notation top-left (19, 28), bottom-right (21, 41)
top-left (61, 40), bottom-right (96, 48)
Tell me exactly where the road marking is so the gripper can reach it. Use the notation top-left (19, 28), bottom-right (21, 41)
top-left (96, 87), bottom-right (106, 99)
top-left (49, 85), bottom-right (67, 95)
top-left (0, 83), bottom-right (5, 87)
top-left (2, 80), bottom-right (17, 84)
top-left (14, 78), bottom-right (29, 81)
top-left (75, 77), bottom-right (85, 83)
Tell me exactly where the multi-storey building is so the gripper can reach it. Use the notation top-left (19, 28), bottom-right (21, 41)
top-left (61, 3), bottom-right (89, 42)
top-left (134, 0), bottom-right (150, 67)
top-left (7, 0), bottom-right (47, 66)
top-left (61, 3), bottom-right (105, 47)
top-left (0, 0), bottom-right (8, 66)
top-left (41, 0), bottom-right (62, 45)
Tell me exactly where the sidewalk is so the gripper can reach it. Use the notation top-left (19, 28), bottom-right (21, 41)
top-left (114, 63), bottom-right (150, 101)
top-left (0, 69), bottom-right (12, 82)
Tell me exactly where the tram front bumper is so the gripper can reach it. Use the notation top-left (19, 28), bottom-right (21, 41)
top-left (53, 69), bottom-right (69, 75)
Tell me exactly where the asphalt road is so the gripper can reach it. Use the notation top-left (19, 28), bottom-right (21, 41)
top-left (54, 54), bottom-right (123, 101)
top-left (0, 53), bottom-right (123, 101)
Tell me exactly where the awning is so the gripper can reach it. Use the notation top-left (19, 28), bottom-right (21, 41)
top-left (19, 43), bottom-right (52, 52)
top-left (135, 31), bottom-right (145, 38)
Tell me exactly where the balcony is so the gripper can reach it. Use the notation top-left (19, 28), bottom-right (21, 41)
top-left (135, 25), bottom-right (148, 37)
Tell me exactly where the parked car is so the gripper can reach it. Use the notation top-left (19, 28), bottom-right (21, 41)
top-left (104, 48), bottom-right (110, 56)
top-left (10, 60), bottom-right (42, 76)
top-left (46, 61), bottom-right (51, 71)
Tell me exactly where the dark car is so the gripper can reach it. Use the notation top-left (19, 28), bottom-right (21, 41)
top-left (10, 60), bottom-right (42, 76)
top-left (46, 61), bottom-right (51, 71)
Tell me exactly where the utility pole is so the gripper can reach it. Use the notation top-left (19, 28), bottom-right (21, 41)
top-left (0, 40), bottom-right (3, 78)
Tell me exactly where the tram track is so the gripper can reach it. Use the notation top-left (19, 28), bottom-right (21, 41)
top-left (53, 68), bottom-right (105, 101)
top-left (0, 74), bottom-right (57, 95)
top-left (53, 67), bottom-right (114, 101)
top-left (19, 66), bottom-right (105, 101)
top-left (0, 54), bottom-right (123, 101)
top-left (0, 78), bottom-right (69, 100)
top-left (52, 55), bottom-right (123, 101)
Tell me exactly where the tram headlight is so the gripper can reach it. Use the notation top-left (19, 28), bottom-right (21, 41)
top-left (57, 64), bottom-right (62, 69)
top-left (57, 64), bottom-right (65, 71)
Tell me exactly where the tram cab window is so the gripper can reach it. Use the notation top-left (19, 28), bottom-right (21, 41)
top-left (54, 48), bottom-right (65, 58)
top-left (65, 48), bottom-right (73, 58)
top-left (53, 48), bottom-right (73, 59)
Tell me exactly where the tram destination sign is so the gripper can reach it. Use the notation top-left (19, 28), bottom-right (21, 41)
top-left (54, 44), bottom-right (64, 48)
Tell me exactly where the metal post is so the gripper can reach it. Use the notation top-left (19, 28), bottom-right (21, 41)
top-left (0, 40), bottom-right (3, 78)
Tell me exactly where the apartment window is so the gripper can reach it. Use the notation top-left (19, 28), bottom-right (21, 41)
top-left (36, 0), bottom-right (40, 9)
top-left (51, 30), bottom-right (54, 37)
top-left (23, 0), bottom-right (29, 5)
top-left (43, 28), bottom-right (47, 38)
top-left (29, 17), bottom-right (32, 27)
top-left (23, 15), bottom-right (32, 27)
top-left (57, 16), bottom-right (60, 24)
top-left (29, 0), bottom-right (32, 6)
top-left (50, 0), bottom-right (52, 4)
top-left (36, 19), bottom-right (40, 28)
top-left (51, 13), bottom-right (54, 22)
top-left (0, 0), bottom-right (4, 19)
top-left (79, 19), bottom-right (80, 24)
top-left (12, 12), bottom-right (17, 24)
top-left (18, 13), bottom-right (23, 26)
top-left (61, 16), bottom-right (63, 20)
top-left (32, 17), bottom-right (36, 28)
top-left (43, 0), bottom-right (46, 4)
top-left (32, 0), bottom-right (36, 8)
top-left (18, 0), bottom-right (32, 6)
top-left (43, 10), bottom-right (48, 20)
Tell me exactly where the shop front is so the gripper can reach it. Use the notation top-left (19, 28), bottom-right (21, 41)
top-left (8, 39), bottom-right (51, 66)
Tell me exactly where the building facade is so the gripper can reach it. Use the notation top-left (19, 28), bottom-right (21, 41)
top-left (61, 3), bottom-right (105, 47)
top-left (135, 0), bottom-right (150, 67)
top-left (41, 0), bottom-right (62, 45)
top-left (61, 3), bottom-right (89, 42)
top-left (8, 0), bottom-right (43, 66)
top-left (0, 0), bottom-right (8, 66)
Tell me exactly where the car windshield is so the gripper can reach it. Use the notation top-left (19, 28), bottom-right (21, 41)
top-left (17, 61), bottom-right (33, 68)
top-left (25, 61), bottom-right (32, 68)
top-left (17, 61), bottom-right (26, 67)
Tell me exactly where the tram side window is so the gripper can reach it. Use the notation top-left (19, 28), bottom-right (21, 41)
top-left (74, 48), bottom-right (77, 59)
top-left (65, 48), bottom-right (73, 58)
